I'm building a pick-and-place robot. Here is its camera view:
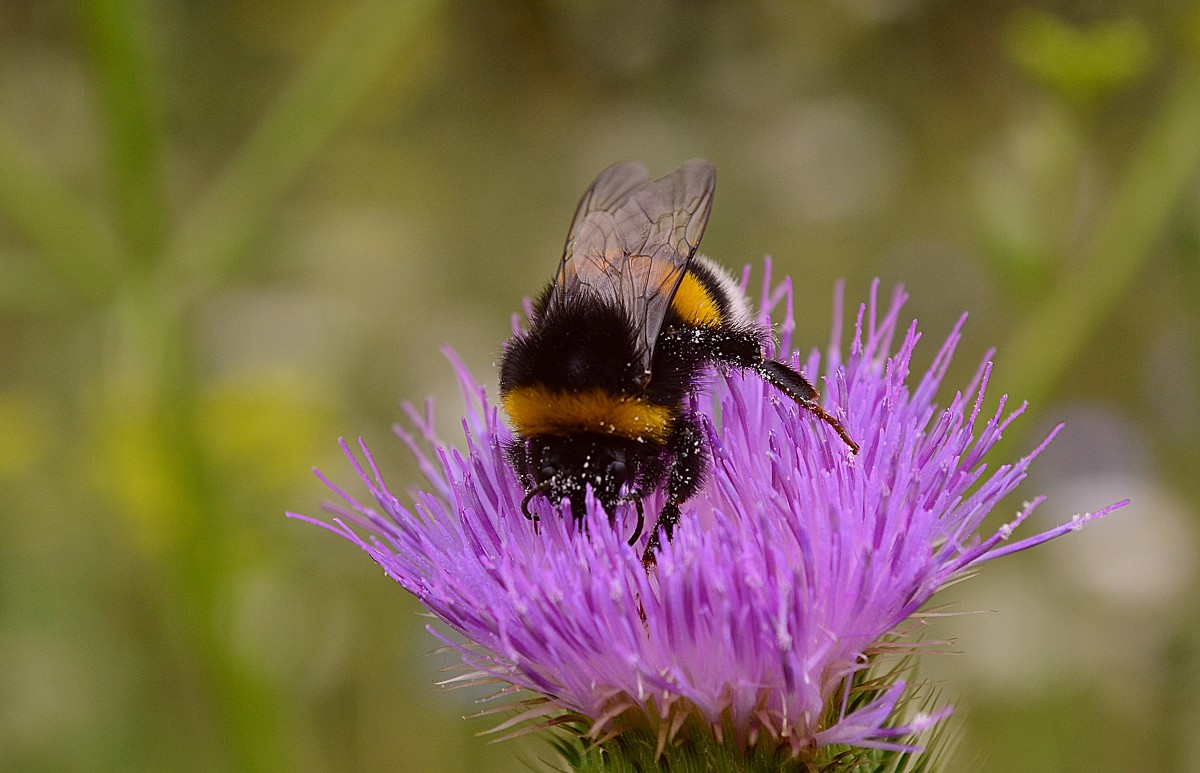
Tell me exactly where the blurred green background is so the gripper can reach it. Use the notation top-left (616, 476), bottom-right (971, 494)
top-left (2, 1), bottom-right (1198, 771)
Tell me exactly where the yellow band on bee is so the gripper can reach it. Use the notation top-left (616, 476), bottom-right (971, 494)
top-left (670, 272), bottom-right (723, 327)
top-left (501, 385), bottom-right (673, 443)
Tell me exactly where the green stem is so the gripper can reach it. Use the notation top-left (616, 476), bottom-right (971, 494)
top-left (104, 2), bottom-right (440, 766)
top-left (114, 279), bottom-right (289, 771)
top-left (76, 0), bottom-right (168, 265)
top-left (1002, 63), bottom-right (1200, 410)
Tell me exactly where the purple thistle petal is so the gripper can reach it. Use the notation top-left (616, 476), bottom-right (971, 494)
top-left (816, 681), bottom-right (952, 752)
top-left (293, 271), bottom-right (1124, 758)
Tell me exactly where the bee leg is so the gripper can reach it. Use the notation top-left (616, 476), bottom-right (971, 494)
top-left (571, 496), bottom-right (589, 532)
top-left (665, 326), bottom-right (860, 454)
top-left (641, 415), bottom-right (708, 567)
top-left (754, 359), bottom-right (859, 454)
top-left (641, 502), bottom-right (679, 567)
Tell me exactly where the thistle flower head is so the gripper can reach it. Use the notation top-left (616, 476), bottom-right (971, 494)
top-left (293, 265), bottom-right (1123, 765)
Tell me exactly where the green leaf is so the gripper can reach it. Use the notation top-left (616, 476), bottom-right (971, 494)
top-left (0, 128), bottom-right (119, 305)
top-left (159, 0), bottom-right (441, 303)
top-left (1003, 63), bottom-right (1200, 409)
top-left (1005, 9), bottom-right (1153, 104)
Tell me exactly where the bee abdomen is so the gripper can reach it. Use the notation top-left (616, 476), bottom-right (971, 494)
top-left (500, 385), bottom-right (673, 444)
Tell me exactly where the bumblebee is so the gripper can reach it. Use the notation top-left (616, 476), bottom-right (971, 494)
top-left (500, 159), bottom-right (859, 565)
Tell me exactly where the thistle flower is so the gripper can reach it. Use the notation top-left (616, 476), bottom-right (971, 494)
top-left (293, 266), bottom-right (1124, 770)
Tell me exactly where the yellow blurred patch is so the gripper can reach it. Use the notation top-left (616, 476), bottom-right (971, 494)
top-left (0, 390), bottom-right (51, 477)
top-left (198, 369), bottom-right (332, 496)
top-left (89, 391), bottom-right (190, 553)
top-left (89, 368), bottom-right (333, 554)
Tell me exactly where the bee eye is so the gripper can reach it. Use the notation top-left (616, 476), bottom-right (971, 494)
top-left (607, 461), bottom-right (628, 486)
top-left (538, 465), bottom-right (557, 483)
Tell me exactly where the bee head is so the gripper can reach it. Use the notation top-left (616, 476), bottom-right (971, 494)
top-left (519, 435), bottom-right (638, 521)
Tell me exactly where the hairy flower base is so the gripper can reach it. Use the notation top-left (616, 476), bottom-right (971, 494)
top-left (557, 695), bottom-right (947, 773)
top-left (293, 267), bottom-right (1125, 764)
top-left (541, 649), bottom-right (951, 771)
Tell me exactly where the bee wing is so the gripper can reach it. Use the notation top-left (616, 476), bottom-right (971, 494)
top-left (552, 159), bottom-right (716, 377)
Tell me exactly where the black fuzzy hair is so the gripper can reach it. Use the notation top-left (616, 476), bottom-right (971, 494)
top-left (500, 290), bottom-right (644, 396)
